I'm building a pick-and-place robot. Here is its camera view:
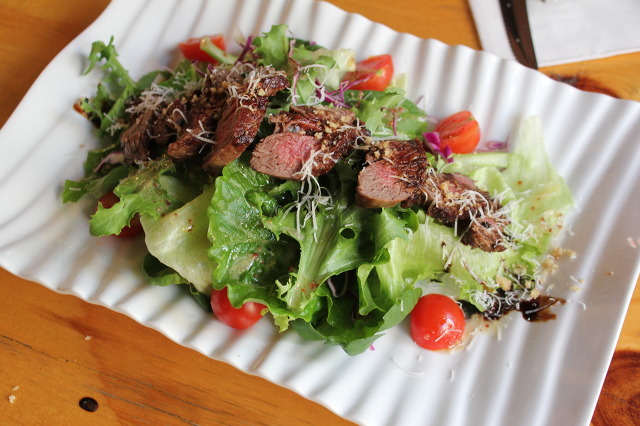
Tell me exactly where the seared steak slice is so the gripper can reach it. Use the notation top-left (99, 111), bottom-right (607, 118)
top-left (423, 172), bottom-right (490, 226)
top-left (121, 109), bottom-right (155, 162)
top-left (203, 95), bottom-right (270, 171)
top-left (270, 105), bottom-right (357, 134)
top-left (166, 96), bottom-right (217, 159)
top-left (356, 159), bottom-right (417, 208)
top-left (148, 99), bottom-right (183, 145)
top-left (120, 67), bottom-right (243, 162)
top-left (250, 132), bottom-right (319, 180)
top-left (461, 217), bottom-right (507, 252)
top-left (423, 172), bottom-right (509, 252)
top-left (167, 68), bottom-right (242, 160)
top-left (202, 66), bottom-right (289, 174)
top-left (251, 105), bottom-right (369, 179)
top-left (355, 139), bottom-right (427, 208)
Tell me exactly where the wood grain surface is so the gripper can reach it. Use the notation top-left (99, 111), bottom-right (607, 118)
top-left (1, 0), bottom-right (638, 424)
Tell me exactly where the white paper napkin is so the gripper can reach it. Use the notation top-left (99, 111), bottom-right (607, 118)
top-left (469, 0), bottom-right (640, 67)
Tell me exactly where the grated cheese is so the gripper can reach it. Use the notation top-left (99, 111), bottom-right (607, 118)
top-left (390, 357), bottom-right (426, 377)
top-left (569, 275), bottom-right (584, 286)
top-left (569, 299), bottom-right (587, 310)
top-left (125, 83), bottom-right (177, 116)
top-left (185, 119), bottom-right (216, 144)
top-left (106, 120), bottom-right (127, 136)
top-left (170, 107), bottom-right (188, 125)
top-left (285, 149), bottom-right (337, 239)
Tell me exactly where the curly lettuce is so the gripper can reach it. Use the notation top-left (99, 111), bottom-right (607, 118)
top-left (205, 157), bottom-right (421, 353)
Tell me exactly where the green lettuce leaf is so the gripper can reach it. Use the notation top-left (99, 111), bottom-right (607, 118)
top-left (89, 156), bottom-right (197, 236)
top-left (363, 212), bottom-right (520, 311)
top-left (80, 37), bottom-right (165, 138)
top-left (291, 278), bottom-right (420, 356)
top-left (63, 164), bottom-right (129, 203)
top-left (289, 206), bottom-right (421, 355)
top-left (207, 157), bottom-right (305, 330)
top-left (253, 25), bottom-right (356, 105)
top-left (263, 165), bottom-right (376, 312)
top-left (253, 25), bottom-right (291, 69)
top-left (141, 254), bottom-right (212, 311)
top-left (141, 185), bottom-right (217, 293)
top-left (502, 117), bottom-right (574, 251)
top-left (345, 88), bottom-right (429, 139)
top-left (206, 157), bottom-right (421, 352)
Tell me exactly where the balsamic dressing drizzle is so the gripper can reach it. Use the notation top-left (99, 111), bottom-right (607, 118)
top-left (518, 295), bottom-right (566, 322)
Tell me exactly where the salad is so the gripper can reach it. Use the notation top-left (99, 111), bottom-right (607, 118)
top-left (63, 25), bottom-right (573, 355)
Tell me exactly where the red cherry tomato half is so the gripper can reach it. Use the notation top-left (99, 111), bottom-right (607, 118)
top-left (210, 287), bottom-right (267, 330)
top-left (178, 34), bottom-right (226, 64)
top-left (410, 294), bottom-right (466, 351)
top-left (343, 54), bottom-right (394, 91)
top-left (97, 191), bottom-right (143, 239)
top-left (434, 111), bottom-right (481, 154)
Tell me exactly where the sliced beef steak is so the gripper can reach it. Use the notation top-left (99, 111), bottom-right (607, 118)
top-left (423, 172), bottom-right (509, 251)
top-left (203, 95), bottom-right (269, 171)
top-left (149, 99), bottom-right (184, 145)
top-left (461, 217), bottom-right (508, 252)
top-left (165, 96), bottom-right (216, 159)
top-left (121, 67), bottom-right (241, 162)
top-left (423, 172), bottom-right (490, 227)
top-left (121, 109), bottom-right (155, 162)
top-left (250, 105), bottom-right (369, 180)
top-left (202, 66), bottom-right (289, 174)
top-left (269, 105), bottom-right (357, 134)
top-left (167, 67), bottom-right (243, 160)
top-left (356, 159), bottom-right (418, 208)
top-left (355, 139), bottom-right (427, 208)
top-left (250, 132), bottom-right (319, 180)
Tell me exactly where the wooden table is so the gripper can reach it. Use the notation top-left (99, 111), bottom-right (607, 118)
top-left (1, 0), bottom-right (638, 424)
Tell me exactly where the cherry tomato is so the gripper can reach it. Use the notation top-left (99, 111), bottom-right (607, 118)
top-left (97, 191), bottom-right (143, 239)
top-left (178, 34), bottom-right (226, 63)
top-left (410, 294), bottom-right (466, 351)
top-left (210, 287), bottom-right (267, 330)
top-left (434, 111), bottom-right (481, 154)
top-left (343, 54), bottom-right (394, 91)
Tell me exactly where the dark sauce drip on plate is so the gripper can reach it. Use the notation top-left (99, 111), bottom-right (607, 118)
top-left (517, 295), bottom-right (566, 322)
top-left (475, 292), bottom-right (567, 323)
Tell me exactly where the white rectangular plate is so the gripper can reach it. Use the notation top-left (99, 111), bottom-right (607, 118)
top-left (1, 0), bottom-right (639, 425)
